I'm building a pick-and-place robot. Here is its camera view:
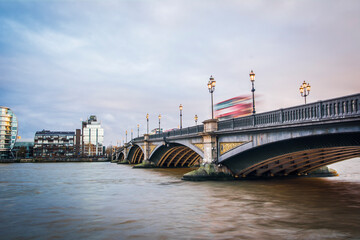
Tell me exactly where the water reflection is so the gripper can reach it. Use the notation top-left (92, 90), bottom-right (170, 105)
top-left (197, 178), bottom-right (360, 239)
top-left (0, 160), bottom-right (359, 240)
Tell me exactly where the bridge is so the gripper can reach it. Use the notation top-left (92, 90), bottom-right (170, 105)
top-left (112, 93), bottom-right (360, 180)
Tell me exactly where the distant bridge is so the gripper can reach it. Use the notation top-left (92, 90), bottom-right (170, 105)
top-left (113, 93), bottom-right (360, 178)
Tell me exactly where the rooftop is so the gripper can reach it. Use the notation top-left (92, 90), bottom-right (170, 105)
top-left (35, 130), bottom-right (75, 135)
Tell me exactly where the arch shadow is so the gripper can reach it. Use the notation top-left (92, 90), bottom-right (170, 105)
top-left (127, 144), bottom-right (144, 164)
top-left (222, 132), bottom-right (360, 177)
top-left (150, 143), bottom-right (202, 167)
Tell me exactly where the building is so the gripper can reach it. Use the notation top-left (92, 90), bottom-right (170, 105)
top-left (74, 129), bottom-right (81, 156)
top-left (12, 142), bottom-right (34, 159)
top-left (0, 106), bottom-right (18, 159)
top-left (82, 115), bottom-right (104, 156)
top-left (33, 130), bottom-right (75, 158)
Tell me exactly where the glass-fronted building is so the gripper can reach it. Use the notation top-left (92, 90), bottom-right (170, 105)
top-left (0, 106), bottom-right (18, 159)
top-left (33, 130), bottom-right (75, 158)
top-left (12, 142), bottom-right (34, 159)
top-left (82, 115), bottom-right (104, 156)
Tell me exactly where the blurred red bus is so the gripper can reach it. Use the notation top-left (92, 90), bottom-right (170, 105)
top-left (214, 96), bottom-right (252, 120)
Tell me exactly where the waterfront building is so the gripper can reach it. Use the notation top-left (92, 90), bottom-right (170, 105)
top-left (74, 129), bottom-right (81, 156)
top-left (0, 106), bottom-right (18, 159)
top-left (82, 115), bottom-right (104, 156)
top-left (33, 130), bottom-right (75, 158)
top-left (12, 142), bottom-right (34, 159)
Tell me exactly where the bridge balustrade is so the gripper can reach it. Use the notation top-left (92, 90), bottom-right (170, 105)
top-left (233, 116), bottom-right (253, 128)
top-left (149, 134), bottom-right (160, 139)
top-left (282, 102), bottom-right (319, 122)
top-left (319, 95), bottom-right (359, 118)
top-left (255, 110), bottom-right (281, 126)
top-left (217, 93), bottom-right (359, 131)
top-left (129, 93), bottom-right (359, 143)
top-left (131, 125), bottom-right (205, 143)
top-left (133, 137), bottom-right (144, 141)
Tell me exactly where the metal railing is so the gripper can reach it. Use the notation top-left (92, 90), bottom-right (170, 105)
top-left (131, 93), bottom-right (360, 142)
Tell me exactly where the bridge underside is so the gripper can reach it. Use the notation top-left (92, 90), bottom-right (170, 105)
top-left (237, 146), bottom-right (360, 177)
top-left (118, 152), bottom-right (124, 162)
top-left (153, 145), bottom-right (201, 167)
top-left (222, 132), bottom-right (360, 177)
top-left (128, 146), bottom-right (144, 164)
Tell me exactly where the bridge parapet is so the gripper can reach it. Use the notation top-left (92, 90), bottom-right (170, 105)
top-left (131, 93), bottom-right (359, 142)
top-left (132, 125), bottom-right (205, 142)
top-left (218, 93), bottom-right (360, 131)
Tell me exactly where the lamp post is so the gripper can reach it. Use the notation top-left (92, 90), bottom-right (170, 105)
top-left (179, 104), bottom-right (183, 129)
top-left (249, 70), bottom-right (256, 114)
top-left (299, 81), bottom-right (311, 104)
top-left (194, 114), bottom-right (198, 125)
top-left (125, 130), bottom-right (127, 143)
top-left (158, 114), bottom-right (161, 134)
top-left (146, 113), bottom-right (149, 134)
top-left (137, 124), bottom-right (140, 137)
top-left (131, 129), bottom-right (133, 140)
top-left (207, 75), bottom-right (216, 119)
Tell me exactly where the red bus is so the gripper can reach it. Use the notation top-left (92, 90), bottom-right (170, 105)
top-left (214, 96), bottom-right (252, 120)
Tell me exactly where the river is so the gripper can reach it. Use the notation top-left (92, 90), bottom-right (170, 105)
top-left (0, 159), bottom-right (359, 240)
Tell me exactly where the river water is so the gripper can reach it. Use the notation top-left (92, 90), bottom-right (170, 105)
top-left (0, 159), bottom-right (359, 240)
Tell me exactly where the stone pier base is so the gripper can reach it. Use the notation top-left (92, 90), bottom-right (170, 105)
top-left (182, 163), bottom-right (234, 181)
top-left (117, 159), bottom-right (130, 164)
top-left (306, 166), bottom-right (338, 177)
top-left (133, 160), bottom-right (157, 168)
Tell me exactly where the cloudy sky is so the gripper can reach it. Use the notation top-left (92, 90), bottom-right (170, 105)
top-left (1, 0), bottom-right (359, 146)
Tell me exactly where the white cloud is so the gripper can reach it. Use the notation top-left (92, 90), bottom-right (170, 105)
top-left (1, 0), bottom-right (359, 145)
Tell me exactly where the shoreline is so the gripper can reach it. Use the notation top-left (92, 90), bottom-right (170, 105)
top-left (0, 158), bottom-right (110, 163)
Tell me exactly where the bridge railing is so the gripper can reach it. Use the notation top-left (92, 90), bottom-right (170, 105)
top-left (133, 136), bottom-right (144, 141)
top-left (218, 93), bottom-right (360, 131)
top-left (131, 93), bottom-right (359, 141)
top-left (132, 125), bottom-right (205, 142)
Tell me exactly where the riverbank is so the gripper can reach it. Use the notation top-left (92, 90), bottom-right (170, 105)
top-left (0, 158), bottom-right (110, 163)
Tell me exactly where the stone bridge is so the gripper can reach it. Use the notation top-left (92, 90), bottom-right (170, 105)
top-left (113, 93), bottom-right (360, 180)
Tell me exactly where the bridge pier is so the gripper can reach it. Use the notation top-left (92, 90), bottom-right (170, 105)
top-left (182, 119), bottom-right (234, 181)
top-left (110, 150), bottom-right (118, 163)
top-left (133, 134), bottom-right (156, 168)
top-left (117, 145), bottom-right (130, 164)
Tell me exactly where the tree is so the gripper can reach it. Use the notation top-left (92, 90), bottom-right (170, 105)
top-left (17, 146), bottom-right (27, 158)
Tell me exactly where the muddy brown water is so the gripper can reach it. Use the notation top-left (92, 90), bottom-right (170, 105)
top-left (0, 159), bottom-right (359, 239)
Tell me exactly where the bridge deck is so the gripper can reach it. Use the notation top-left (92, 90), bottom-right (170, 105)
top-left (131, 93), bottom-right (360, 142)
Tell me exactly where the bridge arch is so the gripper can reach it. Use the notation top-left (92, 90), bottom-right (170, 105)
top-left (150, 143), bottom-right (202, 167)
top-left (222, 132), bottom-right (360, 177)
top-left (118, 152), bottom-right (125, 162)
top-left (127, 144), bottom-right (144, 164)
top-left (148, 139), bottom-right (204, 160)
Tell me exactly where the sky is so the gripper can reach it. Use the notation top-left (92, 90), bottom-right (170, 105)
top-left (1, 0), bottom-right (360, 146)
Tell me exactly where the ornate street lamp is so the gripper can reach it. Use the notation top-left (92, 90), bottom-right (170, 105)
top-left (158, 114), bottom-right (161, 134)
top-left (207, 75), bottom-right (216, 119)
top-left (179, 104), bottom-right (183, 129)
top-left (299, 81), bottom-right (311, 104)
top-left (249, 70), bottom-right (256, 114)
top-left (194, 114), bottom-right (198, 125)
top-left (137, 124), bottom-right (140, 137)
top-left (125, 130), bottom-right (128, 143)
top-left (131, 129), bottom-right (133, 140)
top-left (146, 113), bottom-right (149, 134)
